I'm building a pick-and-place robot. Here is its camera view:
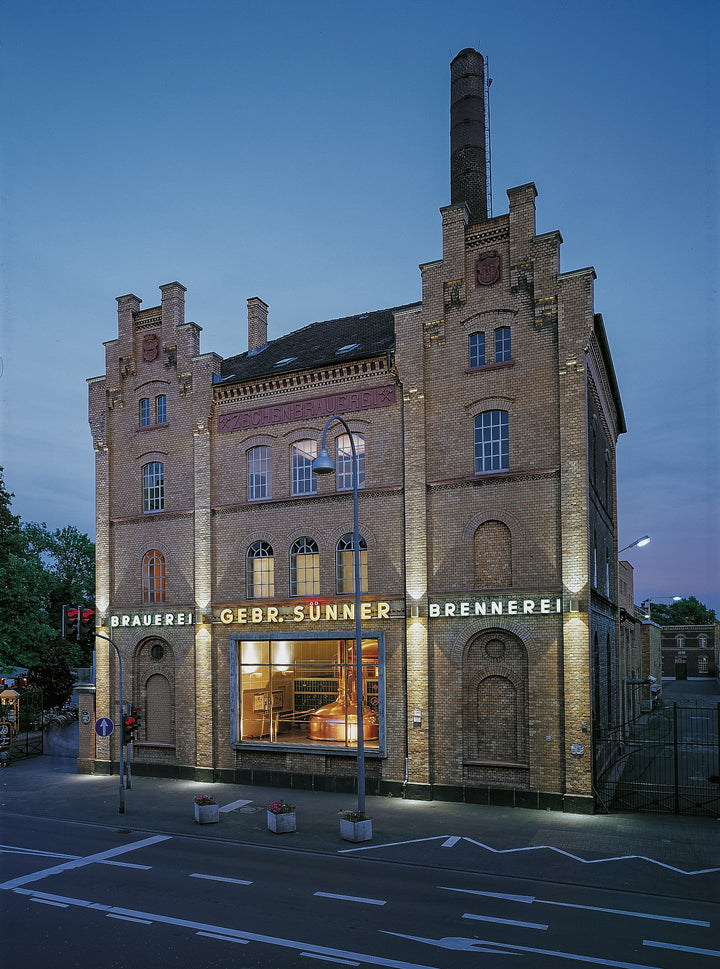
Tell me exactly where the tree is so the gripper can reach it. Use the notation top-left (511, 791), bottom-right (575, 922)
top-left (0, 468), bottom-right (95, 705)
top-left (648, 596), bottom-right (716, 626)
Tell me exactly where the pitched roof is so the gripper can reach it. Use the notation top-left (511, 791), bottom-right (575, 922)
top-left (218, 303), bottom-right (419, 384)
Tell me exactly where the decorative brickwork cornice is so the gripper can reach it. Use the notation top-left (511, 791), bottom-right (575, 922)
top-left (210, 486), bottom-right (403, 518)
top-left (428, 468), bottom-right (559, 491)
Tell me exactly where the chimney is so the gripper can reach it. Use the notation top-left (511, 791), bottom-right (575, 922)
top-left (450, 48), bottom-right (488, 226)
top-left (247, 297), bottom-right (268, 355)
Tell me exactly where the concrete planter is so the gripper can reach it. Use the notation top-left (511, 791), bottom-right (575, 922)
top-left (194, 802), bottom-right (219, 824)
top-left (267, 810), bottom-right (296, 833)
top-left (339, 817), bottom-right (372, 842)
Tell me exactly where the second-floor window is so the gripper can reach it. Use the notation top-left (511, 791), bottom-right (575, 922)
top-left (140, 399), bottom-right (151, 427)
top-left (336, 433), bottom-right (365, 491)
top-left (156, 395), bottom-right (167, 424)
top-left (474, 410), bottom-right (509, 473)
top-left (291, 440), bottom-right (317, 495)
top-left (336, 533), bottom-right (368, 595)
top-left (142, 462), bottom-right (164, 513)
top-left (248, 445), bottom-right (271, 500)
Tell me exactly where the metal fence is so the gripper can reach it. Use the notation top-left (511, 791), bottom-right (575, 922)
top-left (594, 701), bottom-right (720, 816)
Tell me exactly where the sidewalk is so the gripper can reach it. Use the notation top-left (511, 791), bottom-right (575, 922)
top-left (2, 749), bottom-right (718, 885)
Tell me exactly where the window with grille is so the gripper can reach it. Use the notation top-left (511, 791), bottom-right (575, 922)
top-left (142, 550), bottom-right (166, 603)
top-left (247, 541), bottom-right (274, 598)
top-left (469, 332), bottom-right (486, 368)
top-left (336, 533), bottom-right (368, 595)
top-left (495, 327), bottom-right (511, 362)
top-left (291, 440), bottom-right (317, 495)
top-left (248, 445), bottom-right (271, 500)
top-left (156, 395), bottom-right (167, 424)
top-left (336, 434), bottom-right (365, 491)
top-left (290, 537), bottom-right (320, 596)
top-left (474, 410), bottom-right (509, 473)
top-left (140, 398), bottom-right (151, 427)
top-left (142, 462), bottom-right (164, 512)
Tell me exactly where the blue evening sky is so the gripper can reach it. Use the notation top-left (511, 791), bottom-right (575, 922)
top-left (1, 0), bottom-right (717, 612)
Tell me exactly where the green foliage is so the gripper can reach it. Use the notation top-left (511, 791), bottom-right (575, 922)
top-left (0, 468), bottom-right (95, 703)
top-left (648, 596), bottom-right (716, 626)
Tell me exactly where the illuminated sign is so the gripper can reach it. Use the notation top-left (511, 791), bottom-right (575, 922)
top-left (218, 601), bottom-right (397, 625)
top-left (110, 612), bottom-right (194, 628)
top-left (218, 385), bottom-right (396, 433)
top-left (429, 597), bottom-right (563, 618)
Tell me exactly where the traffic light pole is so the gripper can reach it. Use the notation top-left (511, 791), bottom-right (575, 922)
top-left (91, 632), bottom-right (125, 814)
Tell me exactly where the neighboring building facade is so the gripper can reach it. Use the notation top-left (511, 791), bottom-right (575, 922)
top-left (661, 624), bottom-right (719, 680)
top-left (82, 49), bottom-right (625, 813)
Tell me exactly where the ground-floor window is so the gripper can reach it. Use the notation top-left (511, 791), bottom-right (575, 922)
top-left (231, 634), bottom-right (383, 751)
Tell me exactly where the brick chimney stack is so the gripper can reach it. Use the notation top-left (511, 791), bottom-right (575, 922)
top-left (247, 297), bottom-right (268, 355)
top-left (450, 48), bottom-right (488, 226)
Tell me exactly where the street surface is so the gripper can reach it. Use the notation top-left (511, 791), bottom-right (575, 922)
top-left (2, 809), bottom-right (718, 969)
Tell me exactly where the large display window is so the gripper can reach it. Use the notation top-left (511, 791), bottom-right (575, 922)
top-left (230, 634), bottom-right (383, 752)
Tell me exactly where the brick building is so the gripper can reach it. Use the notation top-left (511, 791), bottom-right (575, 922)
top-left (661, 624), bottom-right (719, 680)
top-left (81, 49), bottom-right (625, 813)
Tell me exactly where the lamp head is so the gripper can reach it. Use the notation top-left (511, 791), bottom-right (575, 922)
top-left (312, 448), bottom-right (335, 475)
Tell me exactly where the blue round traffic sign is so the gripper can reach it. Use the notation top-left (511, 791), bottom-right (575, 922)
top-left (94, 717), bottom-right (115, 737)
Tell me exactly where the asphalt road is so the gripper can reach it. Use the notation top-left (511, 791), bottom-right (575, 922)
top-left (2, 810), bottom-right (718, 969)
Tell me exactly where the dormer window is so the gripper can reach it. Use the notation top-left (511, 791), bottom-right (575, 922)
top-left (274, 357), bottom-right (297, 368)
top-left (337, 343), bottom-right (360, 354)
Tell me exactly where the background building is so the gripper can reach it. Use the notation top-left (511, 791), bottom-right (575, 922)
top-left (661, 624), bottom-right (719, 680)
top-left (82, 49), bottom-right (625, 813)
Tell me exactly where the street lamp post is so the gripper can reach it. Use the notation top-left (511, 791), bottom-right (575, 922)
top-left (312, 416), bottom-right (366, 815)
top-left (92, 631), bottom-right (126, 814)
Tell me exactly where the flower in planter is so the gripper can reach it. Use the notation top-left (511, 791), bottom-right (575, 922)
top-left (339, 809), bottom-right (371, 822)
top-left (194, 794), bottom-right (217, 806)
top-left (268, 799), bottom-right (296, 815)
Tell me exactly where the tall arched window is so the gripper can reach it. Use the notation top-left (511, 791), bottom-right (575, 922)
top-left (142, 550), bottom-right (166, 603)
top-left (336, 433), bottom-right (365, 491)
top-left (142, 462), bottom-right (164, 512)
top-left (291, 440), bottom-right (317, 495)
top-left (475, 521), bottom-right (512, 587)
top-left (247, 541), bottom-right (274, 598)
top-left (248, 445), bottom-right (271, 500)
top-left (474, 410), bottom-right (509, 473)
top-left (290, 537), bottom-right (319, 596)
top-left (336, 533), bottom-right (368, 595)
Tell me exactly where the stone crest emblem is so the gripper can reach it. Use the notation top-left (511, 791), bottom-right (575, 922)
top-left (476, 250), bottom-right (501, 287)
top-left (142, 333), bottom-right (160, 362)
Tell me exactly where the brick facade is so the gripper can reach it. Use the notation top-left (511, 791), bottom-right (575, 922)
top-left (84, 50), bottom-right (625, 812)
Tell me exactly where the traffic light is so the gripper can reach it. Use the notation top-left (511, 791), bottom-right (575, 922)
top-left (63, 606), bottom-right (79, 640)
top-left (80, 607), bottom-right (94, 640)
top-left (122, 708), bottom-right (141, 744)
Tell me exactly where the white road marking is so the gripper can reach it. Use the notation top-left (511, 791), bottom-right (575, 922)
top-left (0, 834), bottom-right (170, 891)
top-left (441, 836), bottom-right (460, 847)
top-left (13, 888), bottom-right (443, 969)
top-left (107, 913), bottom-right (152, 924)
top-left (314, 891), bottom-right (386, 906)
top-left (644, 939), bottom-right (720, 957)
top-left (30, 897), bottom-right (68, 907)
top-left (439, 885), bottom-right (711, 925)
top-left (219, 798), bottom-right (252, 813)
top-left (197, 931), bottom-right (249, 944)
top-left (385, 930), bottom-right (667, 967)
top-left (300, 953), bottom-right (361, 965)
top-left (190, 873), bottom-right (253, 886)
top-left (463, 912), bottom-right (548, 930)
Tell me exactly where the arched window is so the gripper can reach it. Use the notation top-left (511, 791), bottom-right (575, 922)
top-left (142, 550), bottom-right (166, 603)
top-left (469, 332), bottom-right (486, 368)
top-left (494, 326), bottom-right (511, 362)
top-left (156, 394), bottom-right (167, 424)
top-left (475, 521), bottom-right (512, 587)
top-left (248, 445), bottom-right (271, 500)
top-left (474, 410), bottom-right (508, 473)
top-left (247, 541), bottom-right (274, 598)
top-left (290, 537), bottom-right (319, 596)
top-left (291, 440), bottom-right (317, 495)
top-left (336, 533), bottom-right (368, 595)
top-left (139, 398), bottom-right (151, 427)
top-left (142, 462), bottom-right (164, 513)
top-left (336, 434), bottom-right (365, 491)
